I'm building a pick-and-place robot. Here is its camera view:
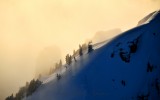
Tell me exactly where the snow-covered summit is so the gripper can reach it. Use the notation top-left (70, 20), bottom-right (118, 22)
top-left (138, 10), bottom-right (160, 26)
top-left (25, 11), bottom-right (160, 100)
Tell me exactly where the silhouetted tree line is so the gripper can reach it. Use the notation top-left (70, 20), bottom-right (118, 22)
top-left (56, 41), bottom-right (93, 81)
top-left (5, 79), bottom-right (42, 100)
top-left (5, 94), bottom-right (14, 100)
top-left (6, 41), bottom-right (94, 100)
top-left (65, 41), bottom-right (93, 66)
top-left (49, 41), bottom-right (94, 81)
top-left (72, 41), bottom-right (93, 57)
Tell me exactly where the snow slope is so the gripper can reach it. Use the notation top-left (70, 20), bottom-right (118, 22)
top-left (137, 11), bottom-right (156, 26)
top-left (25, 10), bottom-right (160, 100)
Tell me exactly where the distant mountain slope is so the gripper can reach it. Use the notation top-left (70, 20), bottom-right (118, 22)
top-left (25, 10), bottom-right (160, 100)
top-left (91, 28), bottom-right (121, 43)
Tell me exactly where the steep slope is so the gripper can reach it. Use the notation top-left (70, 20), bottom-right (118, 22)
top-left (137, 11), bottom-right (156, 26)
top-left (25, 10), bottom-right (160, 100)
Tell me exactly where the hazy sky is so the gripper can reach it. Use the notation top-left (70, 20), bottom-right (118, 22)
top-left (0, 0), bottom-right (159, 99)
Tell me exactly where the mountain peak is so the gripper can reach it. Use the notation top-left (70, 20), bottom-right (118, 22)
top-left (151, 10), bottom-right (160, 22)
top-left (138, 10), bottom-right (160, 26)
top-left (21, 11), bottom-right (160, 100)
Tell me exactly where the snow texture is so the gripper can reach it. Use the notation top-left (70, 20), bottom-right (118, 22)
top-left (25, 10), bottom-right (160, 100)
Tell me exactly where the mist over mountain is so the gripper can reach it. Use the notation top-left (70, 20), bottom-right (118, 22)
top-left (87, 28), bottom-right (121, 43)
top-left (0, 0), bottom-right (159, 100)
top-left (35, 46), bottom-right (62, 77)
top-left (23, 10), bottom-right (160, 100)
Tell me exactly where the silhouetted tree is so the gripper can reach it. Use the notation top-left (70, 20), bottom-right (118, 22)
top-left (74, 56), bottom-right (77, 62)
top-left (5, 94), bottom-right (14, 100)
top-left (6, 79), bottom-right (42, 100)
top-left (15, 86), bottom-right (26, 100)
top-left (65, 65), bottom-right (68, 69)
top-left (65, 54), bottom-right (72, 65)
top-left (65, 54), bottom-right (69, 65)
top-left (35, 79), bottom-right (42, 89)
top-left (79, 45), bottom-right (83, 56)
top-left (26, 79), bottom-right (42, 96)
top-left (26, 79), bottom-right (35, 96)
top-left (56, 73), bottom-right (61, 80)
top-left (26, 82), bottom-right (29, 88)
top-left (49, 67), bottom-right (53, 75)
top-left (55, 63), bottom-right (59, 71)
top-left (70, 55), bottom-right (72, 63)
top-left (73, 50), bottom-right (76, 57)
top-left (59, 59), bottom-right (62, 67)
top-left (88, 41), bottom-right (93, 53)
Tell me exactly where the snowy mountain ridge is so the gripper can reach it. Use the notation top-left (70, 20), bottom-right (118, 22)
top-left (138, 10), bottom-right (160, 26)
top-left (25, 10), bottom-right (160, 100)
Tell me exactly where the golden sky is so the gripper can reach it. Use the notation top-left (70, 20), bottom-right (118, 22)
top-left (0, 0), bottom-right (159, 99)
top-left (0, 0), bottom-right (159, 58)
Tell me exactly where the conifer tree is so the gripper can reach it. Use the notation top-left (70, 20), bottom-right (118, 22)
top-left (65, 54), bottom-right (72, 65)
top-left (79, 44), bottom-right (83, 56)
top-left (59, 59), bottom-right (62, 67)
top-left (73, 50), bottom-right (76, 57)
top-left (88, 41), bottom-right (93, 53)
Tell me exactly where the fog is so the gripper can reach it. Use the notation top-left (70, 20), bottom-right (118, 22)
top-left (0, 0), bottom-right (159, 99)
